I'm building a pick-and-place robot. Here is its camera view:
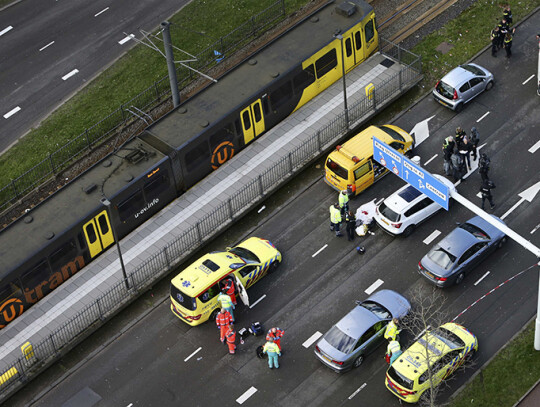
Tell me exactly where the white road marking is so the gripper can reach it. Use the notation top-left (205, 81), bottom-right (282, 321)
top-left (0, 26), bottom-right (13, 37)
top-left (3, 106), bottom-right (21, 119)
top-left (236, 387), bottom-right (257, 404)
top-left (365, 279), bottom-right (384, 295)
top-left (118, 34), bottom-right (135, 45)
top-left (529, 140), bottom-right (540, 153)
top-left (184, 347), bottom-right (202, 362)
top-left (474, 271), bottom-right (490, 286)
top-left (476, 192), bottom-right (482, 198)
top-left (62, 69), bottom-right (79, 80)
top-left (94, 7), bottom-right (109, 17)
top-left (39, 41), bottom-right (55, 51)
top-left (522, 74), bottom-right (535, 85)
top-left (476, 112), bottom-right (490, 122)
top-left (424, 154), bottom-right (438, 166)
top-left (531, 223), bottom-right (540, 235)
top-left (501, 181), bottom-right (540, 220)
top-left (249, 294), bottom-right (266, 309)
top-left (127, 404), bottom-right (133, 407)
top-left (414, 325), bottom-right (430, 340)
top-left (312, 244), bottom-right (327, 258)
top-left (257, 205), bottom-right (266, 213)
top-left (348, 383), bottom-right (367, 399)
top-left (302, 331), bottom-right (322, 348)
top-left (423, 230), bottom-right (441, 245)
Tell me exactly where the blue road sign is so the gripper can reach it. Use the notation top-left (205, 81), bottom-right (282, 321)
top-left (373, 137), bottom-right (450, 210)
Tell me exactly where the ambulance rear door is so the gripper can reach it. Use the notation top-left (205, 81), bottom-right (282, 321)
top-left (234, 275), bottom-right (250, 307)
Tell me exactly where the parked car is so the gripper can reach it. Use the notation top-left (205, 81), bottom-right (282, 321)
top-left (314, 290), bottom-right (411, 373)
top-left (418, 215), bottom-right (506, 287)
top-left (385, 322), bottom-right (478, 403)
top-left (374, 175), bottom-right (454, 237)
top-left (432, 63), bottom-right (494, 112)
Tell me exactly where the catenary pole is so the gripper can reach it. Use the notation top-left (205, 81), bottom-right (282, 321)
top-left (161, 21), bottom-right (180, 108)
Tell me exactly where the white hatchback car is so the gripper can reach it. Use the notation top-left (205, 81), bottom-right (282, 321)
top-left (374, 176), bottom-right (453, 237)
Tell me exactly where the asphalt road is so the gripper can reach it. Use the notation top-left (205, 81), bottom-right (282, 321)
top-left (10, 10), bottom-right (540, 407)
top-left (0, 0), bottom-right (188, 153)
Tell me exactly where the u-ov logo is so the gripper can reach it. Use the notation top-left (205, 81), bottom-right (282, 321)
top-left (211, 141), bottom-right (235, 170)
top-left (0, 298), bottom-right (24, 329)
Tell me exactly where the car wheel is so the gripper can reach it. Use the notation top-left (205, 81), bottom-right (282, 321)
top-left (485, 81), bottom-right (494, 91)
top-left (403, 225), bottom-right (415, 237)
top-left (455, 272), bottom-right (465, 285)
top-left (465, 348), bottom-right (477, 362)
top-left (353, 355), bottom-right (364, 368)
top-left (268, 260), bottom-right (280, 274)
top-left (497, 237), bottom-right (507, 249)
top-left (210, 309), bottom-right (220, 321)
top-left (455, 103), bottom-right (463, 113)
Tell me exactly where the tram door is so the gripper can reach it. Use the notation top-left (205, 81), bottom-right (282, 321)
top-left (342, 29), bottom-right (364, 73)
top-left (83, 210), bottom-right (115, 258)
top-left (240, 99), bottom-right (265, 145)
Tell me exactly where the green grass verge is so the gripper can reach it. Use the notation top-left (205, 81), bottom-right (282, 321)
top-left (450, 320), bottom-right (540, 407)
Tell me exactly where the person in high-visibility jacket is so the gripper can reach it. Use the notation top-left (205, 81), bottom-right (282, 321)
top-left (384, 318), bottom-right (401, 341)
top-left (329, 204), bottom-right (343, 237)
top-left (266, 327), bottom-right (285, 351)
top-left (216, 308), bottom-right (233, 343)
top-left (338, 190), bottom-right (349, 216)
top-left (221, 277), bottom-right (237, 305)
top-left (217, 291), bottom-right (235, 322)
top-left (386, 338), bottom-right (402, 365)
top-left (263, 338), bottom-right (281, 369)
top-left (225, 324), bottom-right (237, 354)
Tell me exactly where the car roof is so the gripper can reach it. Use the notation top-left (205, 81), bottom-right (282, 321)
top-left (441, 65), bottom-right (475, 87)
top-left (364, 289), bottom-right (411, 318)
top-left (383, 185), bottom-right (422, 212)
top-left (335, 306), bottom-right (380, 339)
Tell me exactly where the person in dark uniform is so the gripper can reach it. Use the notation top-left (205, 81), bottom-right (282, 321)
top-left (442, 136), bottom-right (455, 175)
top-left (504, 31), bottom-right (514, 58)
top-left (451, 148), bottom-right (464, 182)
top-left (469, 127), bottom-right (480, 161)
top-left (491, 26), bottom-right (501, 57)
top-left (503, 4), bottom-right (513, 25)
top-left (455, 127), bottom-right (466, 144)
top-left (479, 153), bottom-right (491, 182)
top-left (345, 210), bottom-right (356, 242)
top-left (497, 19), bottom-right (509, 49)
top-left (480, 180), bottom-right (496, 210)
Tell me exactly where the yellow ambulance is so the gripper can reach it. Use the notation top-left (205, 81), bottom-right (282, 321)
top-left (324, 125), bottom-right (414, 196)
top-left (170, 237), bottom-right (281, 325)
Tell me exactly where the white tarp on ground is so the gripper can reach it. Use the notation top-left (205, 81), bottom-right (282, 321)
top-left (355, 199), bottom-right (377, 236)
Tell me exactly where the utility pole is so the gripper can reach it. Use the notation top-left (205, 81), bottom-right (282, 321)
top-left (161, 21), bottom-right (180, 108)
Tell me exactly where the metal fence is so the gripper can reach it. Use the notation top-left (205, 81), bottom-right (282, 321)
top-left (0, 0), bottom-right (287, 215)
top-left (0, 40), bottom-right (421, 401)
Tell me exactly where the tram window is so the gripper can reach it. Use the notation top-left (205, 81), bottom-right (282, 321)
top-left (345, 37), bottom-right (353, 57)
top-left (21, 261), bottom-right (50, 290)
top-left (365, 19), bottom-right (375, 43)
top-left (270, 82), bottom-right (293, 110)
top-left (210, 125), bottom-right (234, 150)
top-left (0, 285), bottom-right (12, 302)
top-left (262, 98), bottom-right (269, 114)
top-left (118, 190), bottom-right (144, 222)
top-left (85, 223), bottom-right (97, 244)
top-left (354, 31), bottom-right (362, 50)
top-left (234, 119), bottom-right (242, 135)
top-left (50, 240), bottom-right (77, 270)
top-left (242, 110), bottom-right (252, 130)
top-left (144, 174), bottom-right (169, 200)
top-left (77, 233), bottom-right (87, 250)
top-left (185, 141), bottom-right (210, 172)
top-left (253, 103), bottom-right (262, 121)
top-left (293, 65), bottom-right (315, 94)
top-left (97, 213), bottom-right (110, 235)
top-left (315, 49), bottom-right (337, 78)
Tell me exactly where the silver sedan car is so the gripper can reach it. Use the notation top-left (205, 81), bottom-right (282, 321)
top-left (432, 63), bottom-right (494, 112)
top-left (418, 215), bottom-right (506, 287)
top-left (314, 290), bottom-right (411, 373)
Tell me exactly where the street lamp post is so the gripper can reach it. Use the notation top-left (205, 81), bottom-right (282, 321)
top-left (334, 33), bottom-right (349, 128)
top-left (101, 198), bottom-right (129, 290)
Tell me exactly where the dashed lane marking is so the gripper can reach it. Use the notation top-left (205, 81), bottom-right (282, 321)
top-left (523, 74), bottom-right (535, 85)
top-left (257, 205), bottom-right (266, 213)
top-left (529, 140), bottom-right (540, 154)
top-left (0, 26), bottom-right (13, 37)
top-left (118, 34), bottom-right (135, 45)
top-left (476, 112), bottom-right (490, 122)
top-left (414, 325), bottom-right (431, 340)
top-left (424, 154), bottom-right (438, 166)
top-left (184, 347), bottom-right (202, 362)
top-left (312, 244), bottom-right (327, 258)
top-left (302, 331), bottom-right (322, 348)
top-left (62, 69), bottom-right (79, 80)
top-left (474, 271), bottom-right (490, 286)
top-left (3, 106), bottom-right (21, 119)
top-left (39, 41), bottom-right (55, 51)
top-left (423, 230), bottom-right (441, 245)
top-left (348, 383), bottom-right (367, 400)
top-left (531, 223), bottom-right (540, 235)
top-left (236, 387), bottom-right (257, 404)
top-left (365, 279), bottom-right (384, 295)
top-left (94, 7), bottom-right (109, 17)
top-left (249, 294), bottom-right (266, 309)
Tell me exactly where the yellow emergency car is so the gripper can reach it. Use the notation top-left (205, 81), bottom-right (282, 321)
top-left (324, 125), bottom-right (414, 196)
top-left (170, 237), bottom-right (281, 326)
top-left (385, 322), bottom-right (478, 403)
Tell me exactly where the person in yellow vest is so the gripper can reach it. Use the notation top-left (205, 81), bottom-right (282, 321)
top-left (384, 318), bottom-right (401, 341)
top-left (217, 291), bottom-right (235, 322)
top-left (338, 190), bottom-right (349, 216)
top-left (329, 203), bottom-right (343, 237)
top-left (263, 338), bottom-right (281, 369)
top-left (386, 338), bottom-right (402, 365)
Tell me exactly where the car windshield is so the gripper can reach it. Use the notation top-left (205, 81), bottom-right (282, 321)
top-left (228, 247), bottom-right (260, 263)
top-left (326, 158), bottom-right (348, 180)
top-left (459, 223), bottom-right (490, 240)
top-left (436, 81), bottom-right (454, 99)
top-left (378, 125), bottom-right (405, 142)
top-left (360, 301), bottom-right (391, 319)
top-left (433, 327), bottom-right (465, 349)
top-left (323, 326), bottom-right (356, 354)
top-left (379, 202), bottom-right (400, 222)
top-left (461, 64), bottom-right (485, 76)
top-left (427, 246), bottom-right (456, 270)
top-left (387, 366), bottom-right (414, 390)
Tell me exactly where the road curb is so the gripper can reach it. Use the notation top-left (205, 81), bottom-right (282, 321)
top-left (0, 0), bottom-right (21, 13)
